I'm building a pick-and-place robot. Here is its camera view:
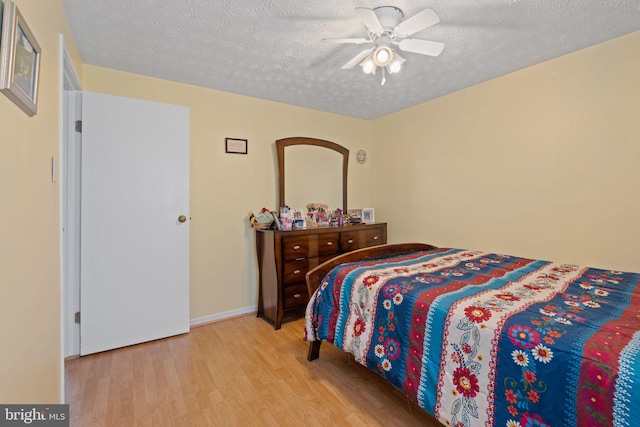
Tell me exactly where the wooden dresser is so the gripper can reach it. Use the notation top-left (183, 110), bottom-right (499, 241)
top-left (256, 222), bottom-right (387, 329)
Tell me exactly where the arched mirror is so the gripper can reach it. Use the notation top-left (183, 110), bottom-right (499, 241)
top-left (276, 137), bottom-right (349, 213)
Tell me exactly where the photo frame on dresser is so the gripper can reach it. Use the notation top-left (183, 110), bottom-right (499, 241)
top-left (0, 0), bottom-right (41, 117)
top-left (291, 208), bottom-right (304, 228)
top-left (362, 208), bottom-right (375, 224)
top-left (347, 208), bottom-right (363, 223)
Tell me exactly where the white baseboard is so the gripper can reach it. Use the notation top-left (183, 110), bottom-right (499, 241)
top-left (190, 305), bottom-right (258, 327)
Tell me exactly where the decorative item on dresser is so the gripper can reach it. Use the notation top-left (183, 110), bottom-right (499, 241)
top-left (255, 222), bottom-right (386, 329)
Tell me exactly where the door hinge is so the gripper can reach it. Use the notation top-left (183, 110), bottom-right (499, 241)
top-left (75, 120), bottom-right (82, 133)
top-left (75, 311), bottom-right (81, 324)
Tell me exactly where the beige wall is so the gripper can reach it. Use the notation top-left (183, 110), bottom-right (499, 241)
top-left (0, 0), bottom-right (82, 403)
top-left (372, 30), bottom-right (640, 272)
top-left (82, 66), bottom-right (374, 320)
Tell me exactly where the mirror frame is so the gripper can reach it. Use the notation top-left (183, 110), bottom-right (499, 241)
top-left (276, 137), bottom-right (349, 213)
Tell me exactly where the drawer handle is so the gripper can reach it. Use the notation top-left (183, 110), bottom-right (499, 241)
top-left (326, 242), bottom-right (333, 246)
top-left (347, 239), bottom-right (354, 244)
top-left (293, 293), bottom-right (301, 299)
top-left (293, 245), bottom-right (301, 250)
top-left (293, 269), bottom-right (301, 275)
top-left (373, 236), bottom-right (379, 240)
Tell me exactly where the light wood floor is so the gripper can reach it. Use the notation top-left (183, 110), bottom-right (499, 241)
top-left (65, 314), bottom-right (443, 427)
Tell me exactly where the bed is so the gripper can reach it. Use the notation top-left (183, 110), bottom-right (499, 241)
top-left (304, 243), bottom-right (640, 427)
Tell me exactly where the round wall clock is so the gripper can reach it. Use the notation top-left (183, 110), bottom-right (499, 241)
top-left (356, 149), bottom-right (367, 164)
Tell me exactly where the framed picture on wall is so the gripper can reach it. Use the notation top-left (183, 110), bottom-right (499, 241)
top-left (225, 138), bottom-right (248, 154)
top-left (362, 208), bottom-right (375, 224)
top-left (0, 0), bottom-right (42, 117)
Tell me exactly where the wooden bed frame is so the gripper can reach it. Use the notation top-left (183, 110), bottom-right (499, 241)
top-left (305, 243), bottom-right (437, 361)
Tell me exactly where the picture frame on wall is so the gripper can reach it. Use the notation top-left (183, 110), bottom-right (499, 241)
top-left (362, 208), bottom-right (375, 224)
top-left (225, 138), bottom-right (248, 154)
top-left (0, 0), bottom-right (42, 117)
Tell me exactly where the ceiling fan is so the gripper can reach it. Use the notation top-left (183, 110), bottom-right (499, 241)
top-left (323, 6), bottom-right (444, 84)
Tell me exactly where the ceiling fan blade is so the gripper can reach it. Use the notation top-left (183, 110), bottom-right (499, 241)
top-left (394, 8), bottom-right (440, 37)
top-left (355, 7), bottom-right (383, 34)
top-left (341, 48), bottom-right (374, 69)
top-left (322, 37), bottom-right (372, 44)
top-left (398, 38), bottom-right (445, 56)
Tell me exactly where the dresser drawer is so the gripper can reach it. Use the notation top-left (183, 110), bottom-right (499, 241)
top-left (363, 228), bottom-right (384, 247)
top-left (318, 233), bottom-right (340, 256)
top-left (283, 283), bottom-right (309, 309)
top-left (282, 235), bottom-right (311, 260)
top-left (339, 227), bottom-right (385, 251)
top-left (283, 257), bottom-right (319, 285)
top-left (340, 231), bottom-right (360, 251)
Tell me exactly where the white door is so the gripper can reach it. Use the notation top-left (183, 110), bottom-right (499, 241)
top-left (80, 92), bottom-right (190, 355)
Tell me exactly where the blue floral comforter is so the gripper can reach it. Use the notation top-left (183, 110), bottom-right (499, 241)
top-left (304, 248), bottom-right (640, 427)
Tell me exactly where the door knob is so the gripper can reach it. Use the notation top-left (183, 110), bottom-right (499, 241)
top-left (178, 215), bottom-right (187, 223)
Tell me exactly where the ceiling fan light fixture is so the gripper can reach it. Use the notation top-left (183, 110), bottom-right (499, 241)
top-left (372, 45), bottom-right (394, 67)
top-left (375, 48), bottom-right (389, 63)
top-left (361, 56), bottom-right (376, 74)
top-left (387, 53), bottom-right (405, 73)
top-left (360, 45), bottom-right (402, 81)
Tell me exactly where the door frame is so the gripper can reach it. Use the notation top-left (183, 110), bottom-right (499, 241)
top-left (60, 34), bottom-right (81, 377)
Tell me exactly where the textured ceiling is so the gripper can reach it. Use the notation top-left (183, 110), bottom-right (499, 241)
top-left (60, 0), bottom-right (640, 120)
